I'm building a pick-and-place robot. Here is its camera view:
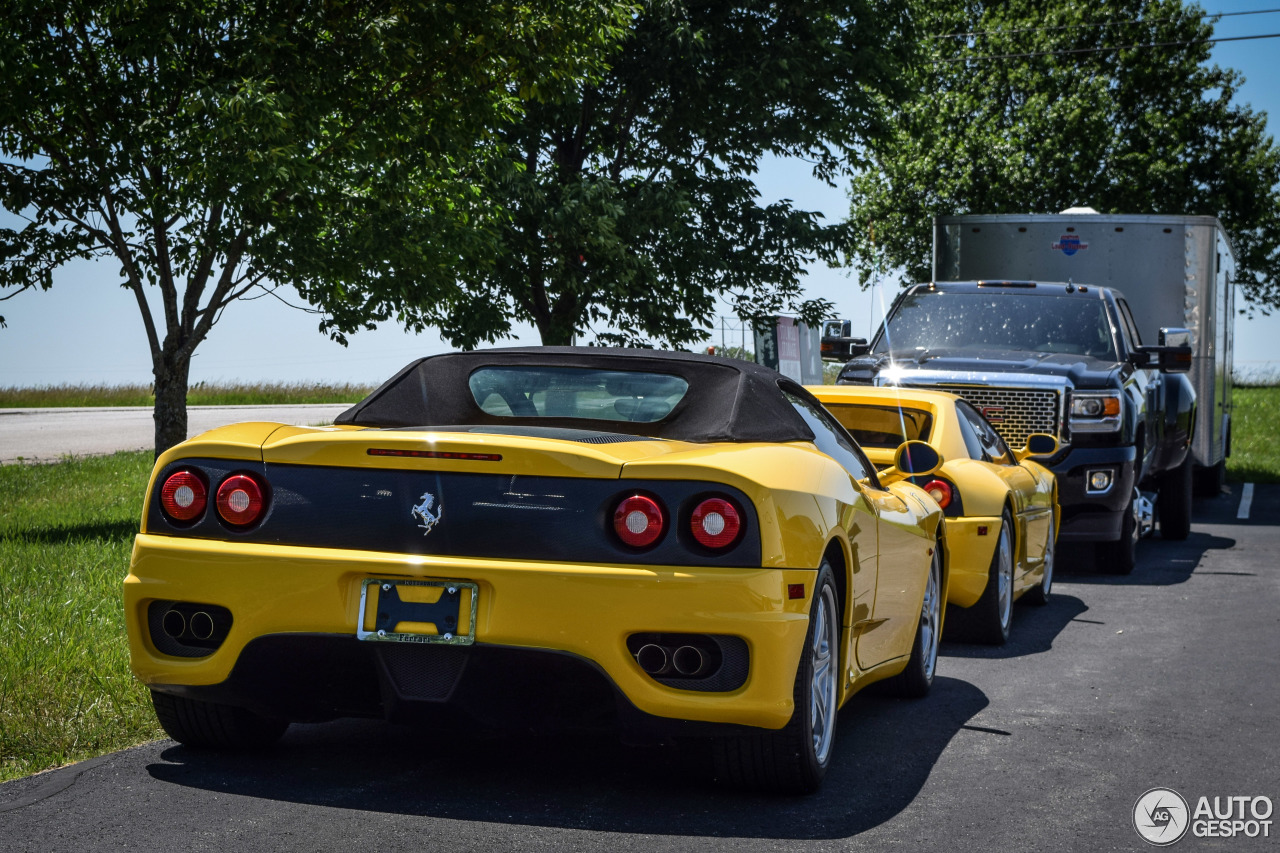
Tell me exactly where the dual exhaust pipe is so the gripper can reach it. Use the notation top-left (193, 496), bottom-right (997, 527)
top-left (161, 608), bottom-right (216, 641)
top-left (636, 643), bottom-right (709, 678)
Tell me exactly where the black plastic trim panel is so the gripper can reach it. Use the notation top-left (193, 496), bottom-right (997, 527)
top-left (146, 459), bottom-right (763, 567)
top-left (151, 634), bottom-right (772, 737)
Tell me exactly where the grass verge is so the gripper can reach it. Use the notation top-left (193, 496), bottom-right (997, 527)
top-left (0, 381), bottom-right (375, 408)
top-left (1226, 386), bottom-right (1280, 484)
top-left (0, 451), bottom-right (163, 783)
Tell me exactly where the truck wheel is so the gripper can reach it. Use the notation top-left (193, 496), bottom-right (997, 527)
top-left (151, 690), bottom-right (289, 750)
top-left (1194, 459), bottom-right (1226, 496)
top-left (1100, 493), bottom-right (1138, 575)
top-left (1160, 456), bottom-right (1193, 541)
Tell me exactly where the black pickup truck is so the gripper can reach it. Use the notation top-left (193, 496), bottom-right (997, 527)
top-left (828, 281), bottom-right (1196, 573)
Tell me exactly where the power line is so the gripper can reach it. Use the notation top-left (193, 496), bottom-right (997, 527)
top-left (931, 7), bottom-right (1280, 41)
top-left (934, 31), bottom-right (1280, 63)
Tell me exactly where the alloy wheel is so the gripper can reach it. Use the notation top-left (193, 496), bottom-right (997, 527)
top-left (809, 583), bottom-right (839, 766)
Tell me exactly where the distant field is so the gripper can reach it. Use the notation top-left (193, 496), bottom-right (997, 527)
top-left (0, 381), bottom-right (376, 408)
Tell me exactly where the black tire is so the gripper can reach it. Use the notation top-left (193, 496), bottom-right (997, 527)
top-left (882, 546), bottom-right (943, 697)
top-left (1159, 455), bottom-right (1193, 541)
top-left (1099, 491), bottom-right (1138, 575)
top-left (1022, 506), bottom-right (1055, 606)
top-left (953, 509), bottom-right (1014, 644)
top-left (1194, 459), bottom-right (1226, 496)
top-left (151, 690), bottom-right (289, 750)
top-left (713, 564), bottom-right (840, 794)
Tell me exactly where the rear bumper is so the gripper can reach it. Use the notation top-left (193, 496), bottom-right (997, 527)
top-left (149, 636), bottom-right (776, 739)
top-left (1051, 445), bottom-right (1136, 542)
top-left (125, 534), bottom-right (815, 731)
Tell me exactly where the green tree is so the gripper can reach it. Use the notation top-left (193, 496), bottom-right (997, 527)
top-left (382, 0), bottom-right (914, 349)
top-left (0, 0), bottom-right (630, 454)
top-left (846, 0), bottom-right (1280, 311)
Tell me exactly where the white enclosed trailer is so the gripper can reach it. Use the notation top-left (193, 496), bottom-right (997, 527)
top-left (933, 212), bottom-right (1236, 488)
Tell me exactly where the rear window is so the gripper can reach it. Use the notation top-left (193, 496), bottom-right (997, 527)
top-left (823, 404), bottom-right (933, 448)
top-left (468, 366), bottom-right (689, 423)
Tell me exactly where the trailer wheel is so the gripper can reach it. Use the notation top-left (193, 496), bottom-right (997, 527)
top-left (1159, 456), bottom-right (1193, 541)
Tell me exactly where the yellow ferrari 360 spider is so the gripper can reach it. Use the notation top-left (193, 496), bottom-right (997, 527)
top-left (125, 348), bottom-right (948, 793)
top-left (809, 385), bottom-right (1059, 645)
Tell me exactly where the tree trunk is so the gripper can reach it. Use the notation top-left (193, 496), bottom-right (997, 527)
top-left (152, 355), bottom-right (191, 459)
top-left (537, 319), bottom-right (576, 346)
top-left (534, 288), bottom-right (582, 346)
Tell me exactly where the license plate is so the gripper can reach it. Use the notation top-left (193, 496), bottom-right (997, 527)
top-left (356, 578), bottom-right (477, 645)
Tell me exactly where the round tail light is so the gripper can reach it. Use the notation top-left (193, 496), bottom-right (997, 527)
top-left (160, 470), bottom-right (207, 522)
top-left (922, 479), bottom-right (952, 510)
top-left (216, 474), bottom-right (267, 526)
top-left (613, 495), bottom-right (665, 547)
top-left (690, 497), bottom-right (742, 549)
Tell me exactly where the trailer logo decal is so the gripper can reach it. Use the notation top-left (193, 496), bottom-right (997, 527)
top-left (1051, 235), bottom-right (1089, 256)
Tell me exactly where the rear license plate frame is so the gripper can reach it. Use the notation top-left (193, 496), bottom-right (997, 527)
top-left (356, 578), bottom-right (478, 646)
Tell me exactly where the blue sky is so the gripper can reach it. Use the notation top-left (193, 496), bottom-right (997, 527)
top-left (2, 2), bottom-right (1278, 387)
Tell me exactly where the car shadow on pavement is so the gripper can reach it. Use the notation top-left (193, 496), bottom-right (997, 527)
top-left (941, 592), bottom-right (1087, 660)
top-left (1056, 527), bottom-right (1235, 587)
top-left (145, 675), bottom-right (988, 840)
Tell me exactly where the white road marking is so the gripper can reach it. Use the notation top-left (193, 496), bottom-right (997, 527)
top-left (1237, 482), bottom-right (1255, 520)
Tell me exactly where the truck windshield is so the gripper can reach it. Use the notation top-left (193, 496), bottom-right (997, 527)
top-left (874, 291), bottom-right (1117, 360)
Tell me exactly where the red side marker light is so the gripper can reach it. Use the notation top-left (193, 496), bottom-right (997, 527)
top-left (788, 583), bottom-right (806, 600)
top-left (977, 525), bottom-right (988, 536)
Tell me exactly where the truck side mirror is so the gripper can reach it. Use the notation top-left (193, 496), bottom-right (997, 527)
top-left (820, 335), bottom-right (870, 362)
top-left (1156, 327), bottom-right (1193, 373)
top-left (1134, 327), bottom-right (1192, 373)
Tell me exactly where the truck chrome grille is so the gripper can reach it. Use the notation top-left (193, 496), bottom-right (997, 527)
top-left (935, 386), bottom-right (1061, 448)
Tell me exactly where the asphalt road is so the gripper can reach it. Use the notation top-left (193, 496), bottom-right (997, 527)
top-left (0, 405), bottom-right (350, 464)
top-left (2, 485), bottom-right (1277, 852)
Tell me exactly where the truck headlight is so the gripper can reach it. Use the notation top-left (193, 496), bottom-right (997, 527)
top-left (1070, 392), bottom-right (1122, 432)
top-left (1071, 394), bottom-right (1121, 417)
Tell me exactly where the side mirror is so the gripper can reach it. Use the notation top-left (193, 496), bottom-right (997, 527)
top-left (1135, 327), bottom-right (1193, 374)
top-left (1156, 327), bottom-right (1193, 373)
top-left (820, 334), bottom-right (870, 362)
top-left (877, 440), bottom-right (943, 484)
top-left (1016, 432), bottom-right (1059, 461)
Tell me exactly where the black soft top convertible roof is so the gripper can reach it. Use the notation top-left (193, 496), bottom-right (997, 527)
top-left (334, 347), bottom-right (819, 443)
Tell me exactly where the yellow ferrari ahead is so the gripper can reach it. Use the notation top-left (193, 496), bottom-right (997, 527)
top-left (809, 385), bottom-right (1059, 645)
top-left (126, 348), bottom-right (947, 793)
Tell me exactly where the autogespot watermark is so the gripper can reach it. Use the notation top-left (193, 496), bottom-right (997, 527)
top-left (1133, 788), bottom-right (1275, 845)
